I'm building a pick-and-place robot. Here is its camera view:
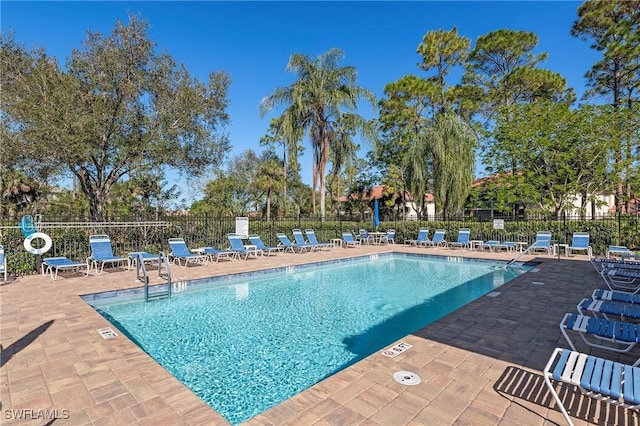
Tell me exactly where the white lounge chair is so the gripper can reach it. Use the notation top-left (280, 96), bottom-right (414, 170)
top-left (423, 229), bottom-right (446, 247)
top-left (88, 235), bottom-right (128, 274)
top-left (227, 234), bottom-right (261, 259)
top-left (447, 228), bottom-right (470, 249)
top-left (168, 238), bottom-right (208, 268)
top-left (305, 229), bottom-right (333, 250)
top-left (530, 231), bottom-right (553, 255)
top-left (42, 256), bottom-right (89, 281)
top-left (276, 233), bottom-right (310, 253)
top-left (292, 229), bottom-right (317, 252)
top-left (577, 297), bottom-right (640, 321)
top-left (590, 257), bottom-right (640, 274)
top-left (544, 347), bottom-right (640, 426)
top-left (592, 288), bottom-right (640, 305)
top-left (559, 312), bottom-right (640, 361)
top-left (567, 232), bottom-right (592, 257)
top-left (477, 240), bottom-right (500, 251)
top-left (203, 247), bottom-right (236, 262)
top-left (249, 235), bottom-right (283, 256)
top-left (607, 245), bottom-right (635, 259)
top-left (127, 252), bottom-right (161, 270)
top-left (404, 229), bottom-right (429, 246)
top-left (341, 232), bottom-right (361, 248)
top-left (380, 229), bottom-right (396, 245)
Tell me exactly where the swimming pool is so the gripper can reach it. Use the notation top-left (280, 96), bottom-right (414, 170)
top-left (85, 253), bottom-right (531, 424)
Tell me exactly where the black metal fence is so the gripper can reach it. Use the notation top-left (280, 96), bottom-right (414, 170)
top-left (0, 213), bottom-right (637, 277)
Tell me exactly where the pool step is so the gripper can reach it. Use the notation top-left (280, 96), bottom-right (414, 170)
top-left (146, 289), bottom-right (171, 301)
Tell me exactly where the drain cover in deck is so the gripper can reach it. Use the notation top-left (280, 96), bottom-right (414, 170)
top-left (97, 327), bottom-right (118, 339)
top-left (393, 371), bottom-right (421, 386)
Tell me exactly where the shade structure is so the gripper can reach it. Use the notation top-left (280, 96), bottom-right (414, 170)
top-left (373, 198), bottom-right (380, 229)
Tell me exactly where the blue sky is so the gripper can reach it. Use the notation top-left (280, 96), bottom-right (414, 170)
top-left (2, 1), bottom-right (600, 204)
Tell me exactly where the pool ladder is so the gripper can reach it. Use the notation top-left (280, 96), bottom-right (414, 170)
top-left (136, 252), bottom-right (173, 302)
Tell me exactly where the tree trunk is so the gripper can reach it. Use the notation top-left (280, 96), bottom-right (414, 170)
top-left (266, 188), bottom-right (271, 220)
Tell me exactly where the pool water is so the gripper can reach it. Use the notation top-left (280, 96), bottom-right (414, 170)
top-left (88, 254), bottom-right (530, 424)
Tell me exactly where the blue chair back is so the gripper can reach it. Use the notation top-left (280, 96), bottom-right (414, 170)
top-left (90, 235), bottom-right (116, 259)
top-left (456, 229), bottom-right (470, 243)
top-left (416, 229), bottom-right (429, 242)
top-left (432, 230), bottom-right (446, 243)
top-left (228, 234), bottom-right (246, 252)
top-left (305, 229), bottom-right (320, 245)
top-left (277, 233), bottom-right (294, 247)
top-left (292, 229), bottom-right (308, 246)
top-left (342, 232), bottom-right (356, 243)
top-left (168, 238), bottom-right (191, 257)
top-left (249, 235), bottom-right (268, 250)
top-left (571, 232), bottom-right (590, 248)
top-left (534, 231), bottom-right (552, 247)
top-left (386, 229), bottom-right (396, 240)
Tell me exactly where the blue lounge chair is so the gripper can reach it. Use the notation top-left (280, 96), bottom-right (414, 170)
top-left (423, 229), bottom-right (446, 247)
top-left (477, 240), bottom-right (500, 251)
top-left (127, 252), bottom-right (161, 270)
top-left (277, 233), bottom-right (311, 253)
top-left (203, 247), bottom-right (236, 262)
top-left (607, 245), bottom-right (635, 259)
top-left (590, 257), bottom-right (640, 274)
top-left (600, 267), bottom-right (640, 293)
top-left (380, 229), bottom-right (396, 245)
top-left (357, 229), bottom-right (374, 245)
top-left (292, 229), bottom-right (317, 252)
top-left (447, 228), bottom-right (470, 249)
top-left (0, 245), bottom-right (6, 282)
top-left (404, 229), bottom-right (429, 246)
top-left (560, 312), bottom-right (640, 359)
top-left (88, 235), bottom-right (128, 274)
top-left (305, 229), bottom-right (333, 250)
top-left (544, 347), bottom-right (640, 426)
top-left (168, 238), bottom-right (208, 268)
top-left (568, 232), bottom-right (592, 257)
top-left (593, 288), bottom-right (640, 305)
top-left (228, 234), bottom-right (261, 259)
top-left (248, 235), bottom-right (283, 256)
top-left (527, 231), bottom-right (553, 256)
top-left (578, 297), bottom-right (640, 320)
top-left (497, 241), bottom-right (518, 252)
top-left (41, 256), bottom-right (89, 280)
top-left (341, 232), bottom-right (361, 248)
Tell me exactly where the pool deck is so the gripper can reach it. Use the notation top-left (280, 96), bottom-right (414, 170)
top-left (1, 244), bottom-right (639, 425)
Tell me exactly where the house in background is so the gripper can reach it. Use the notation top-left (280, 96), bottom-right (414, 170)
top-left (469, 174), bottom-right (619, 219)
top-left (563, 193), bottom-right (616, 218)
top-left (337, 185), bottom-right (436, 220)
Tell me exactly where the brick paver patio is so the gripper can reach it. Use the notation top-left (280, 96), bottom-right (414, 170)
top-left (1, 244), bottom-right (638, 425)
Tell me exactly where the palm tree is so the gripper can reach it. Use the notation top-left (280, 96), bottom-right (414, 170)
top-left (254, 156), bottom-right (284, 219)
top-left (260, 48), bottom-right (377, 218)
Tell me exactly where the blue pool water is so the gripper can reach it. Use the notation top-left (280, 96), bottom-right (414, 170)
top-left (87, 254), bottom-right (530, 424)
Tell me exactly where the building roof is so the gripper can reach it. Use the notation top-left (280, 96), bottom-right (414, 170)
top-left (337, 185), bottom-right (434, 203)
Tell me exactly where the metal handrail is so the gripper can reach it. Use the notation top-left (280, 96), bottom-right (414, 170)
top-left (141, 252), bottom-right (172, 302)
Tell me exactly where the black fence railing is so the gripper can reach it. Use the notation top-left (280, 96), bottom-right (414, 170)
top-left (0, 213), bottom-right (637, 277)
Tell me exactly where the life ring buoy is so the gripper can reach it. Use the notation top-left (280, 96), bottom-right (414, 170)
top-left (23, 232), bottom-right (52, 255)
